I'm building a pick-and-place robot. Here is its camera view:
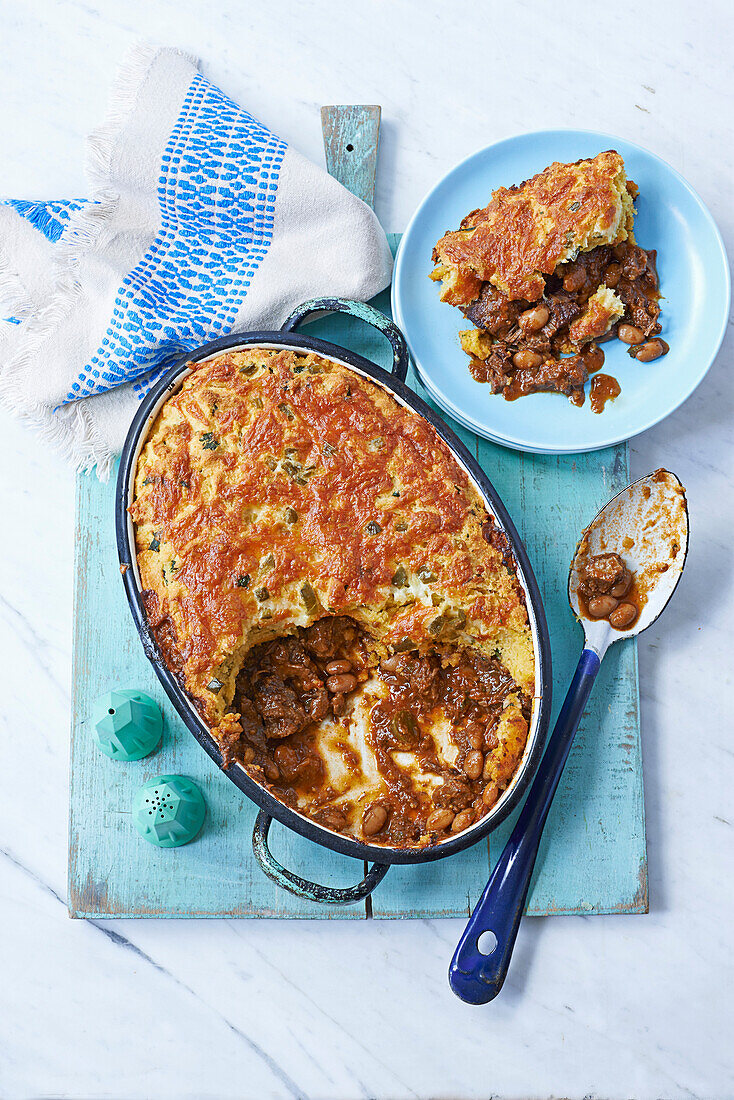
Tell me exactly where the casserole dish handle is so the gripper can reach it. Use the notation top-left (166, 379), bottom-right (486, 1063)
top-left (281, 297), bottom-right (409, 383)
top-left (252, 811), bottom-right (389, 905)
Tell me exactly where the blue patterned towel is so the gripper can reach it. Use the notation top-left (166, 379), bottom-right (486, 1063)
top-left (0, 45), bottom-right (392, 477)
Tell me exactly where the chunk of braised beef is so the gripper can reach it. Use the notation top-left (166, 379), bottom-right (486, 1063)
top-left (616, 250), bottom-right (661, 336)
top-left (380, 653), bottom-right (441, 708)
top-left (464, 283), bottom-right (524, 337)
top-left (468, 344), bottom-right (514, 391)
top-left (613, 241), bottom-right (650, 281)
top-left (556, 246), bottom-right (612, 300)
top-left (303, 615), bottom-right (356, 660)
top-left (503, 352), bottom-right (588, 400)
top-left (238, 696), bottom-right (263, 739)
top-left (252, 674), bottom-right (310, 740)
top-left (266, 637), bottom-right (323, 690)
top-left (541, 291), bottom-right (583, 336)
top-left (306, 686), bottom-right (330, 721)
top-left (433, 777), bottom-right (473, 812)
top-left (580, 552), bottom-right (626, 595)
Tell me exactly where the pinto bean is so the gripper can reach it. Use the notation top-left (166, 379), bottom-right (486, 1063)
top-left (463, 750), bottom-right (484, 781)
top-left (241, 746), bottom-right (255, 764)
top-left (467, 726), bottom-right (484, 750)
top-left (426, 808), bottom-right (455, 832)
top-left (603, 263), bottom-right (622, 288)
top-left (451, 809), bottom-right (475, 833)
top-left (630, 338), bottom-right (669, 362)
top-left (618, 323), bottom-right (644, 345)
top-left (518, 304), bottom-right (550, 333)
top-left (482, 783), bottom-right (500, 808)
top-left (319, 807), bottom-right (347, 831)
top-left (325, 659), bottom-right (352, 675)
top-left (587, 594), bottom-right (619, 618)
top-left (512, 349), bottom-right (543, 370)
top-left (563, 266), bottom-right (586, 293)
top-left (609, 569), bottom-right (632, 598)
top-left (362, 803), bottom-right (388, 836)
top-left (380, 655), bottom-right (403, 672)
top-left (326, 673), bottom-right (358, 693)
top-left (609, 602), bottom-right (637, 630)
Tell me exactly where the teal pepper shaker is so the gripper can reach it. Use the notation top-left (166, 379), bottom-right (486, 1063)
top-left (91, 689), bottom-right (163, 761)
top-left (132, 775), bottom-right (206, 848)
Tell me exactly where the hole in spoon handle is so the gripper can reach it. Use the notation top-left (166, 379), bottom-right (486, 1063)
top-left (477, 930), bottom-right (497, 955)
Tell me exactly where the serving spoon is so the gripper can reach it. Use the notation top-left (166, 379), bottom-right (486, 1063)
top-left (449, 468), bottom-right (689, 1004)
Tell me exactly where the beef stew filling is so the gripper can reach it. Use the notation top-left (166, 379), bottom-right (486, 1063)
top-left (232, 616), bottom-right (531, 847)
top-left (465, 241), bottom-right (667, 408)
top-left (577, 552), bottom-right (641, 630)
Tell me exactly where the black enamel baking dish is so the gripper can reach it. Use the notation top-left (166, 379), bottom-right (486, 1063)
top-left (115, 298), bottom-right (552, 904)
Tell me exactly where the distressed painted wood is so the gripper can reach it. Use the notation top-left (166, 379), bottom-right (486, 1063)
top-left (321, 105), bottom-right (381, 208)
top-left (69, 234), bottom-right (647, 922)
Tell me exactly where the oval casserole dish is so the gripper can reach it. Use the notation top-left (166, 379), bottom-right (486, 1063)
top-left (116, 300), bottom-right (552, 881)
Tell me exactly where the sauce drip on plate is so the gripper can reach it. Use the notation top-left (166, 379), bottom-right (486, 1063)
top-left (589, 373), bottom-right (621, 413)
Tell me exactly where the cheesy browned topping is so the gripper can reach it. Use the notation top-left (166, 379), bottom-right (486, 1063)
top-left (130, 347), bottom-right (536, 844)
top-left (432, 150), bottom-right (635, 303)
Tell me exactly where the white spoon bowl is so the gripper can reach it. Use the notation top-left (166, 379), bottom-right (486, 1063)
top-left (569, 468), bottom-right (689, 657)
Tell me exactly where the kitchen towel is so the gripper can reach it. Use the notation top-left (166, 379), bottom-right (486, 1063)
top-left (0, 44), bottom-right (393, 478)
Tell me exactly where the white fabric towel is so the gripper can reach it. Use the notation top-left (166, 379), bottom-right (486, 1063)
top-left (0, 44), bottom-right (393, 478)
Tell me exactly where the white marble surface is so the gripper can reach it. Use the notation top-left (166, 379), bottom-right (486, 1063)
top-left (1, 1), bottom-right (733, 1097)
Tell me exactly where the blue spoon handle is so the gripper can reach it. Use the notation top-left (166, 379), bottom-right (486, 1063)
top-left (449, 647), bottom-right (602, 1004)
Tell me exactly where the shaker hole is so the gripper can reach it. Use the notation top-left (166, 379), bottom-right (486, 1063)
top-left (346, 143), bottom-right (354, 152)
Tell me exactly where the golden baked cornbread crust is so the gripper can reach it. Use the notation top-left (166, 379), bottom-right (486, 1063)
top-left (432, 150), bottom-right (635, 303)
top-left (130, 347), bottom-right (536, 844)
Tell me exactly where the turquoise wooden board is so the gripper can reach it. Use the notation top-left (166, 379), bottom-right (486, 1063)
top-left (321, 105), bottom-right (381, 209)
top-left (68, 234), bottom-right (647, 918)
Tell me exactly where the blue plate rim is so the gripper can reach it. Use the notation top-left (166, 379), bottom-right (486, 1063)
top-left (392, 127), bottom-right (731, 454)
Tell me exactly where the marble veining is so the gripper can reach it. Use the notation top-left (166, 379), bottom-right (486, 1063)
top-left (0, 1), bottom-right (732, 1097)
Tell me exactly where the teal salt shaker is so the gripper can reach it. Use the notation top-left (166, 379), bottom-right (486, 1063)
top-left (132, 775), bottom-right (206, 848)
top-left (91, 689), bottom-right (163, 761)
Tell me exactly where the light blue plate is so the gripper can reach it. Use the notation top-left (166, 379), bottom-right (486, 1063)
top-left (392, 129), bottom-right (730, 453)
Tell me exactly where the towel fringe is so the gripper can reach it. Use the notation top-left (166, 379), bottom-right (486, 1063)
top-left (0, 42), bottom-right (199, 479)
top-left (0, 268), bottom-right (113, 478)
top-left (0, 263), bottom-right (33, 322)
top-left (0, 371), bottom-right (115, 479)
top-left (0, 208), bottom-right (37, 321)
top-left (85, 41), bottom-right (198, 199)
top-left (59, 43), bottom-right (187, 276)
